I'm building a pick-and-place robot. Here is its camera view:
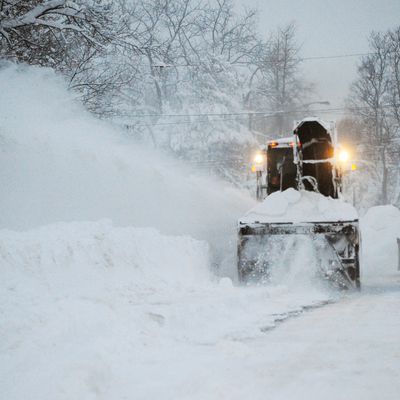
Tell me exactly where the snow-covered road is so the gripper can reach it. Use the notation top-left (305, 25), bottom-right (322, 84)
top-left (121, 277), bottom-right (400, 400)
top-left (205, 276), bottom-right (400, 400)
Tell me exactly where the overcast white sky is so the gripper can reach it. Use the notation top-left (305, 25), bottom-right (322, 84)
top-left (237, 0), bottom-right (400, 110)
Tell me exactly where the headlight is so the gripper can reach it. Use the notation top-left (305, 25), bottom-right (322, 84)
top-left (254, 153), bottom-right (265, 164)
top-left (338, 150), bottom-right (349, 162)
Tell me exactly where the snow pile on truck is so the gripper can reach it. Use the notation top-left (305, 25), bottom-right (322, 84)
top-left (240, 188), bottom-right (358, 224)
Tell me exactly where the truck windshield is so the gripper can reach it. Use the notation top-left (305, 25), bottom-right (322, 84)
top-left (267, 146), bottom-right (297, 194)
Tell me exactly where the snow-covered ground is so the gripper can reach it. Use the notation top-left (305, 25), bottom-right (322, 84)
top-left (1, 64), bottom-right (399, 399)
top-left (0, 220), bottom-right (336, 400)
top-left (1, 208), bottom-right (399, 400)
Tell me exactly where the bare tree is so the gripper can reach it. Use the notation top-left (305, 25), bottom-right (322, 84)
top-left (245, 23), bottom-right (311, 136)
top-left (0, 0), bottom-right (313, 187)
top-left (0, 0), bottom-right (113, 67)
top-left (387, 27), bottom-right (400, 129)
top-left (347, 29), bottom-right (400, 205)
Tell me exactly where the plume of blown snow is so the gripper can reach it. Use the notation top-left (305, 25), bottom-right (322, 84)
top-left (0, 63), bottom-right (255, 273)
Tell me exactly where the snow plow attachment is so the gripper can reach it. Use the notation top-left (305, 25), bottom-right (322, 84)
top-left (237, 219), bottom-right (361, 289)
top-left (241, 117), bottom-right (361, 289)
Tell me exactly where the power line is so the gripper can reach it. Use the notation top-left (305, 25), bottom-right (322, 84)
top-left (120, 103), bottom-right (400, 128)
top-left (235, 52), bottom-right (377, 64)
top-left (148, 51), bottom-right (378, 69)
top-left (123, 106), bottom-right (334, 120)
top-left (298, 52), bottom-right (374, 61)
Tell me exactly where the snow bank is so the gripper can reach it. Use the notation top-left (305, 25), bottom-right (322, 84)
top-left (0, 220), bottom-right (210, 292)
top-left (361, 205), bottom-right (400, 275)
top-left (240, 188), bottom-right (358, 224)
top-left (0, 220), bottom-right (333, 400)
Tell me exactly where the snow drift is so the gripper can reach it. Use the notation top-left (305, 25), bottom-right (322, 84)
top-left (361, 205), bottom-right (400, 276)
top-left (0, 220), bottom-right (210, 292)
top-left (0, 219), bottom-right (333, 400)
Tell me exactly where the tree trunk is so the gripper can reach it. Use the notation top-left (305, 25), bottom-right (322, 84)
top-left (381, 146), bottom-right (388, 204)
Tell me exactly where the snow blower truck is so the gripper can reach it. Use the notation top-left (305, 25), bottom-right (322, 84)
top-left (238, 117), bottom-right (360, 288)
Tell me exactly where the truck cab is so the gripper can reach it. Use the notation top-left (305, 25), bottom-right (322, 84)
top-left (266, 138), bottom-right (297, 195)
top-left (253, 137), bottom-right (297, 200)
